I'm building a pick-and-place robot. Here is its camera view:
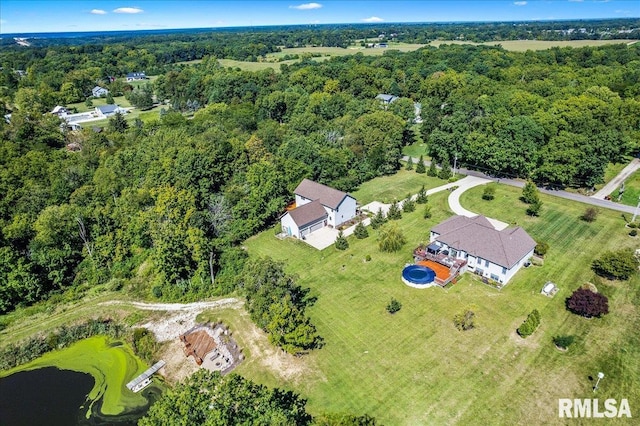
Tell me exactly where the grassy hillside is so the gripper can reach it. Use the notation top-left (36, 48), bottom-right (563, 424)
top-left (241, 175), bottom-right (639, 424)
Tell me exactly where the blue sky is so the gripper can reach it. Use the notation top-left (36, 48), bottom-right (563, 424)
top-left (0, 1), bottom-right (638, 34)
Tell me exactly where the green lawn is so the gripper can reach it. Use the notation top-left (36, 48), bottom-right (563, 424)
top-left (351, 169), bottom-right (451, 205)
top-left (240, 177), bottom-right (640, 424)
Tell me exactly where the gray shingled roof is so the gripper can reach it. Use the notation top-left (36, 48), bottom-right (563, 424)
top-left (288, 200), bottom-right (327, 228)
top-left (431, 215), bottom-right (536, 269)
top-left (294, 179), bottom-right (352, 210)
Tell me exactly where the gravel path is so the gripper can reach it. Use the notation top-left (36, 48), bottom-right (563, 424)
top-left (101, 298), bottom-right (242, 342)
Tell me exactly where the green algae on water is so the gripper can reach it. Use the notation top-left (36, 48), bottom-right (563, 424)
top-left (0, 336), bottom-right (153, 418)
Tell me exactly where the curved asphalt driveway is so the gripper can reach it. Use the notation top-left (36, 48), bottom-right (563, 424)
top-left (403, 156), bottom-right (640, 215)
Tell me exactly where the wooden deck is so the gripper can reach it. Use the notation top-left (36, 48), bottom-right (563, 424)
top-left (417, 260), bottom-right (451, 282)
top-left (181, 330), bottom-right (217, 365)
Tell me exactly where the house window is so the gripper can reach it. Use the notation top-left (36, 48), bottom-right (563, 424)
top-left (501, 267), bottom-right (507, 275)
top-left (485, 259), bottom-right (489, 267)
top-left (490, 274), bottom-right (499, 281)
top-left (450, 249), bottom-right (458, 258)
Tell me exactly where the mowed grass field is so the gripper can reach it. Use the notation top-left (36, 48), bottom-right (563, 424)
top-left (241, 173), bottom-right (640, 424)
top-left (188, 40), bottom-right (637, 72)
top-left (429, 39), bottom-right (638, 51)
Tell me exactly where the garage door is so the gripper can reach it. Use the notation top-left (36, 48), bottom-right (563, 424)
top-left (309, 221), bottom-right (325, 233)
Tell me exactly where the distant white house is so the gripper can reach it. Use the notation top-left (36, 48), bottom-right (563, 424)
top-left (281, 179), bottom-right (357, 239)
top-left (95, 104), bottom-right (126, 118)
top-left (92, 86), bottom-right (109, 97)
top-left (376, 93), bottom-right (398, 105)
top-left (126, 72), bottom-right (147, 82)
top-left (51, 105), bottom-right (68, 116)
top-left (428, 215), bottom-right (536, 285)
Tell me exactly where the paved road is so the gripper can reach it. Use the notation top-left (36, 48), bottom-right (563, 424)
top-left (592, 158), bottom-right (640, 200)
top-left (403, 156), bottom-right (639, 215)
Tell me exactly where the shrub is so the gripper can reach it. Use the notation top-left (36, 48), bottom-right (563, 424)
top-left (387, 200), bottom-right (402, 220)
top-left (482, 185), bottom-right (496, 200)
top-left (335, 231), bottom-right (349, 250)
top-left (566, 288), bottom-right (609, 318)
top-left (377, 223), bottom-right (406, 253)
top-left (553, 335), bottom-right (575, 350)
top-left (581, 207), bottom-right (599, 222)
top-left (402, 196), bottom-right (416, 213)
top-left (534, 241), bottom-right (549, 257)
top-left (517, 309), bottom-right (541, 338)
top-left (354, 222), bottom-right (369, 239)
top-left (365, 254), bottom-right (371, 262)
top-left (592, 249), bottom-right (638, 280)
top-left (453, 308), bottom-right (475, 331)
top-left (415, 155), bottom-right (426, 174)
top-left (405, 157), bottom-right (414, 170)
top-left (628, 222), bottom-right (638, 229)
top-left (630, 229), bottom-right (638, 237)
top-left (423, 204), bottom-right (432, 219)
top-left (386, 298), bottom-right (402, 314)
top-left (370, 208), bottom-right (387, 230)
top-left (415, 185), bottom-right (428, 204)
top-left (152, 285), bottom-right (163, 298)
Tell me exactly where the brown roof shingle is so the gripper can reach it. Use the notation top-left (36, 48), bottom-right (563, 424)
top-left (288, 200), bottom-right (327, 228)
top-left (294, 179), bottom-right (352, 210)
top-left (432, 215), bottom-right (536, 269)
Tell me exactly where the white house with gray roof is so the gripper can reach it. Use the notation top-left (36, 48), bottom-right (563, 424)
top-left (281, 179), bottom-right (356, 239)
top-left (429, 215), bottom-right (536, 284)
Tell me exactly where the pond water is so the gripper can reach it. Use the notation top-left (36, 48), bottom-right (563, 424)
top-left (0, 336), bottom-right (163, 425)
top-left (0, 367), bottom-right (93, 426)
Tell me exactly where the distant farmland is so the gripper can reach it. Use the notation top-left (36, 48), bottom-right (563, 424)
top-left (180, 39), bottom-right (638, 71)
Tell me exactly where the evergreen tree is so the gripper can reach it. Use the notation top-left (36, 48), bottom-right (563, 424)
top-left (354, 221), bottom-right (369, 239)
top-left (370, 208), bottom-right (387, 229)
top-left (427, 161), bottom-right (438, 177)
top-left (108, 111), bottom-right (128, 133)
top-left (526, 198), bottom-right (543, 216)
top-left (423, 204), bottom-right (432, 219)
top-left (405, 157), bottom-right (414, 170)
top-left (387, 200), bottom-right (402, 220)
top-left (416, 185), bottom-right (428, 204)
top-left (416, 155), bottom-right (426, 174)
top-left (335, 231), bottom-right (349, 250)
top-left (521, 180), bottom-right (539, 204)
top-left (403, 195), bottom-right (416, 213)
top-left (439, 161), bottom-right (452, 180)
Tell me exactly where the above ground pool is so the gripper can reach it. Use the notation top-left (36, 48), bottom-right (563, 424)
top-left (402, 264), bottom-right (436, 288)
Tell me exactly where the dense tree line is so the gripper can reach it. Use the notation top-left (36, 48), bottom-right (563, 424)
top-left (0, 318), bottom-right (124, 371)
top-left (240, 258), bottom-right (322, 354)
top-left (139, 369), bottom-right (377, 426)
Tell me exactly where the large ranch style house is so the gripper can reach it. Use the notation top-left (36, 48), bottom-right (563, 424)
top-left (415, 215), bottom-right (536, 286)
top-left (281, 179), bottom-right (357, 239)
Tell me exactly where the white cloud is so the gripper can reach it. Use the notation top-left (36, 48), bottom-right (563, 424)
top-left (290, 3), bottom-right (322, 10)
top-left (362, 16), bottom-right (384, 23)
top-left (113, 7), bottom-right (144, 14)
top-left (514, 1), bottom-right (527, 6)
top-left (90, 9), bottom-right (107, 15)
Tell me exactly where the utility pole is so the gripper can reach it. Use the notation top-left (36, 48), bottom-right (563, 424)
top-left (453, 152), bottom-right (458, 177)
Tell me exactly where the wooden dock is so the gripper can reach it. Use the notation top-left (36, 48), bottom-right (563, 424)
top-left (126, 360), bottom-right (165, 393)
